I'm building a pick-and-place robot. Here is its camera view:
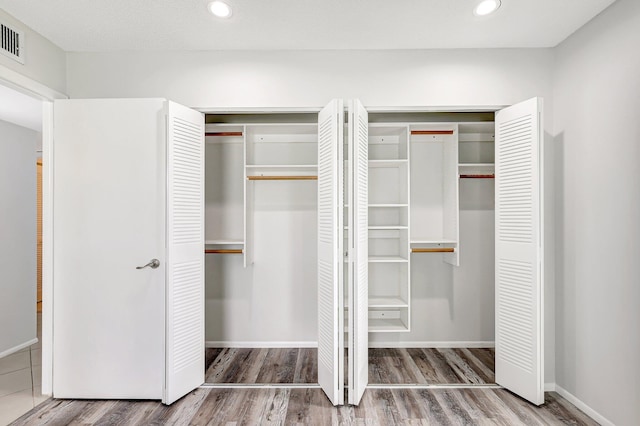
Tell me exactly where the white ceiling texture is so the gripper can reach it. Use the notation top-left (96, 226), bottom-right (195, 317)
top-left (0, 0), bottom-right (617, 51)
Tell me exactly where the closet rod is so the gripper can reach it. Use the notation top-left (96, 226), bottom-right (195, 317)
top-left (247, 175), bottom-right (318, 181)
top-left (205, 249), bottom-right (243, 254)
top-left (412, 248), bottom-right (456, 253)
top-left (411, 130), bottom-right (454, 135)
top-left (459, 174), bottom-right (495, 179)
top-left (205, 131), bottom-right (243, 137)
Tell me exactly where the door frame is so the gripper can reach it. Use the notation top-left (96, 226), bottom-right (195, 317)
top-left (0, 64), bottom-right (67, 395)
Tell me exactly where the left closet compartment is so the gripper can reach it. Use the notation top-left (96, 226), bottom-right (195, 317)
top-left (203, 116), bottom-right (320, 385)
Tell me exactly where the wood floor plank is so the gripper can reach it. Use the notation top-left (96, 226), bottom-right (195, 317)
top-left (255, 348), bottom-right (298, 383)
top-left (204, 348), bottom-right (223, 371)
top-left (145, 388), bottom-right (211, 426)
top-left (10, 389), bottom-right (599, 425)
top-left (543, 392), bottom-right (600, 426)
top-left (66, 400), bottom-right (119, 425)
top-left (439, 348), bottom-right (486, 384)
top-left (293, 347), bottom-right (317, 383)
top-left (189, 388), bottom-right (241, 425)
top-left (414, 388), bottom-right (454, 425)
top-left (205, 347), bottom-right (495, 386)
top-left (422, 348), bottom-right (465, 384)
top-left (12, 399), bottom-right (92, 426)
top-left (491, 388), bottom-right (558, 425)
top-left (205, 347), bottom-right (270, 383)
top-left (459, 348), bottom-right (495, 383)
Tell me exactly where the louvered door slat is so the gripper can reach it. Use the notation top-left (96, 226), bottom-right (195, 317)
top-left (348, 99), bottom-right (369, 405)
top-left (495, 97), bottom-right (544, 406)
top-left (317, 99), bottom-right (344, 406)
top-left (164, 101), bottom-right (204, 405)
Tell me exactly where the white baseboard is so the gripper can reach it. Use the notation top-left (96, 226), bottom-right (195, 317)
top-left (206, 341), bottom-right (318, 348)
top-left (544, 382), bottom-right (556, 392)
top-left (0, 338), bottom-right (38, 359)
top-left (367, 341), bottom-right (495, 348)
top-left (553, 384), bottom-right (614, 426)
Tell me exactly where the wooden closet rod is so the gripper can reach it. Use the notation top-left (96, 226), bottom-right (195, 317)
top-left (412, 248), bottom-right (455, 253)
top-left (205, 131), bottom-right (243, 137)
top-left (460, 174), bottom-right (495, 179)
top-left (247, 175), bottom-right (318, 181)
top-left (411, 130), bottom-right (454, 135)
top-left (205, 249), bottom-right (243, 254)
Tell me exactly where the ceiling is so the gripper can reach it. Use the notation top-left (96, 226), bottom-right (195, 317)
top-left (0, 0), bottom-right (616, 51)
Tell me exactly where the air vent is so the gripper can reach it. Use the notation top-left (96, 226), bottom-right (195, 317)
top-left (1, 22), bottom-right (25, 64)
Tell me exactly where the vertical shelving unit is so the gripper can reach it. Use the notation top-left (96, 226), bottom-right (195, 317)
top-left (367, 125), bottom-right (410, 332)
top-left (458, 122), bottom-right (495, 179)
top-left (409, 125), bottom-right (460, 265)
top-left (204, 124), bottom-right (246, 261)
top-left (244, 124), bottom-right (318, 266)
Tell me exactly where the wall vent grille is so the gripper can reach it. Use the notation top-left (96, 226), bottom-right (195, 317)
top-left (1, 22), bottom-right (25, 64)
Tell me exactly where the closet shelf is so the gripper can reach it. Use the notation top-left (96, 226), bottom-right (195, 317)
top-left (368, 256), bottom-right (409, 263)
top-left (205, 240), bottom-right (244, 245)
top-left (368, 318), bottom-right (409, 332)
top-left (369, 297), bottom-right (409, 308)
top-left (368, 204), bottom-right (409, 208)
top-left (369, 226), bottom-right (408, 230)
top-left (205, 249), bottom-right (243, 254)
top-left (245, 164), bottom-right (317, 169)
top-left (247, 175), bottom-right (317, 181)
top-left (458, 163), bottom-right (495, 179)
top-left (411, 239), bottom-right (457, 245)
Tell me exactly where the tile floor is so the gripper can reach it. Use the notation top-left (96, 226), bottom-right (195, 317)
top-left (0, 314), bottom-right (47, 426)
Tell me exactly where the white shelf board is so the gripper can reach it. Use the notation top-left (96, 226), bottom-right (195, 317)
top-left (205, 240), bottom-right (244, 245)
top-left (368, 255), bottom-right (409, 263)
top-left (369, 297), bottom-right (409, 308)
top-left (368, 204), bottom-right (409, 208)
top-left (369, 318), bottom-right (409, 332)
top-left (369, 226), bottom-right (408, 230)
top-left (458, 163), bottom-right (494, 168)
top-left (410, 239), bottom-right (457, 245)
top-left (245, 164), bottom-right (317, 170)
top-left (368, 159), bottom-right (408, 168)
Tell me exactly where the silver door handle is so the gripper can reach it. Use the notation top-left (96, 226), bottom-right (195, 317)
top-left (136, 259), bottom-right (160, 270)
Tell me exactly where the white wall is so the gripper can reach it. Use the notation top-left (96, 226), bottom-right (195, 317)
top-left (66, 49), bottom-right (553, 110)
top-left (0, 119), bottom-right (37, 357)
top-left (66, 47), bottom-right (556, 382)
top-left (553, 0), bottom-right (640, 424)
top-left (0, 9), bottom-right (66, 95)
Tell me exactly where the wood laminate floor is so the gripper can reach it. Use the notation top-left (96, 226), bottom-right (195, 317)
top-left (11, 388), bottom-right (598, 425)
top-left (205, 348), bottom-right (495, 385)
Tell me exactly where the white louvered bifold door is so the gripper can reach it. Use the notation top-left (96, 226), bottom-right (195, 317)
top-left (317, 99), bottom-right (345, 406)
top-left (495, 97), bottom-right (544, 406)
top-left (348, 99), bottom-right (368, 405)
top-left (164, 101), bottom-right (205, 405)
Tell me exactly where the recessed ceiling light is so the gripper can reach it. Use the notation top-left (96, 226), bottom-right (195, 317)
top-left (474, 0), bottom-right (501, 16)
top-left (209, 1), bottom-right (232, 18)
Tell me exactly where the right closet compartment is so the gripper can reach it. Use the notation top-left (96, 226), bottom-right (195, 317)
top-left (366, 112), bottom-right (497, 384)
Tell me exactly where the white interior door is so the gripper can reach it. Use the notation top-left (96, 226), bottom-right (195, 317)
top-left (53, 99), bottom-right (166, 399)
top-left (348, 99), bottom-right (368, 405)
top-left (495, 97), bottom-right (544, 405)
top-left (317, 99), bottom-right (344, 406)
top-left (163, 101), bottom-right (205, 404)
top-left (0, 121), bottom-right (36, 358)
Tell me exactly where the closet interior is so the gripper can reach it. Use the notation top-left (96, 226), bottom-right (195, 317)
top-left (203, 108), bottom-right (497, 388)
